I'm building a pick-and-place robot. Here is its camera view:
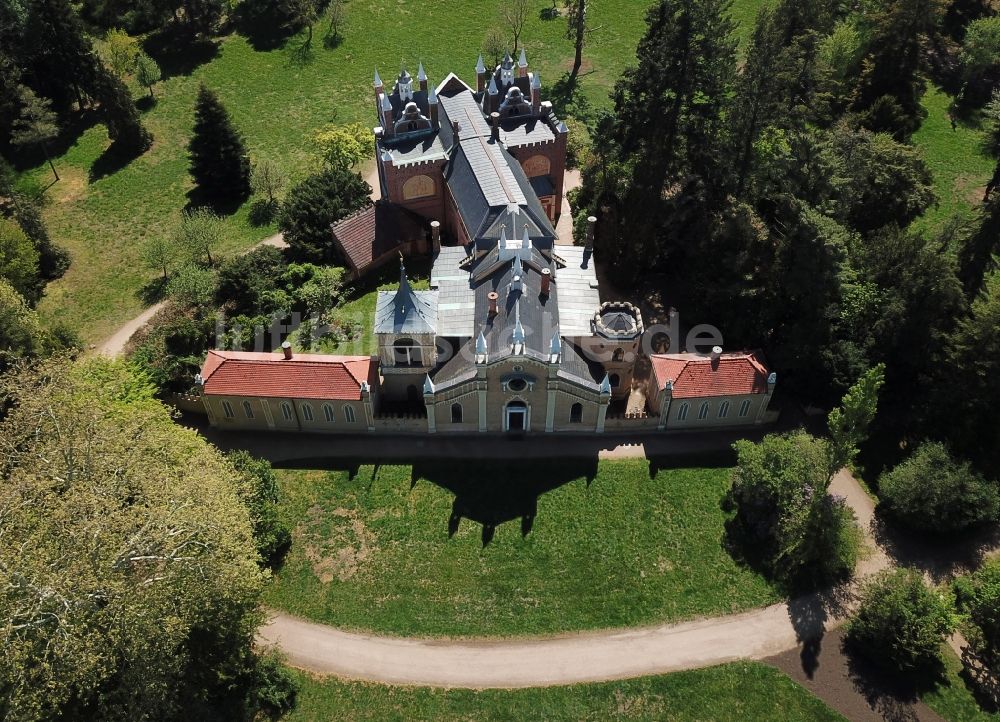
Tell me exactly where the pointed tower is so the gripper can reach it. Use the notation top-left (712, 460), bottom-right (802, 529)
top-left (417, 62), bottom-right (427, 92)
top-left (476, 54), bottom-right (487, 92)
top-left (530, 72), bottom-right (541, 114)
top-left (374, 261), bottom-right (439, 402)
top-left (518, 48), bottom-right (528, 78)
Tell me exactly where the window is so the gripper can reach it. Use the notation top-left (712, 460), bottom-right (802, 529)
top-left (677, 403), bottom-right (689, 421)
top-left (281, 402), bottom-right (293, 421)
top-left (451, 403), bottom-right (463, 423)
top-left (344, 405), bottom-right (356, 423)
top-left (302, 403), bottom-right (314, 422)
top-left (698, 402), bottom-right (710, 420)
top-left (612, 348), bottom-right (624, 362)
top-left (392, 338), bottom-right (423, 367)
top-left (719, 401), bottom-right (730, 418)
top-left (739, 399), bottom-right (752, 417)
top-left (609, 373), bottom-right (621, 389)
top-left (324, 404), bottom-right (335, 422)
top-left (507, 377), bottom-right (527, 392)
top-left (242, 400), bottom-right (254, 419)
top-left (570, 403), bottom-right (583, 423)
top-left (222, 400), bottom-right (234, 419)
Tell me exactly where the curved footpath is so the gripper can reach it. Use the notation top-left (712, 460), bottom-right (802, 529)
top-left (257, 470), bottom-right (894, 688)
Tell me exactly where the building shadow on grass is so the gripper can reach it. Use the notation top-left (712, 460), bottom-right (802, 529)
top-left (412, 458), bottom-right (598, 547)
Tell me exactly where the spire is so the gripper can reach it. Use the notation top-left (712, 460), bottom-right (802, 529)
top-left (417, 62), bottom-right (426, 82)
top-left (512, 252), bottom-right (523, 279)
top-left (518, 48), bottom-right (527, 68)
top-left (499, 224), bottom-right (508, 250)
top-left (600, 374), bottom-right (612, 395)
top-left (512, 302), bottom-right (525, 348)
top-left (476, 330), bottom-right (488, 356)
top-left (521, 224), bottom-right (530, 246)
top-left (428, 85), bottom-right (437, 104)
top-left (488, 75), bottom-right (498, 95)
top-left (374, 67), bottom-right (383, 88)
top-left (381, 92), bottom-right (392, 111)
top-left (476, 54), bottom-right (486, 74)
top-left (531, 72), bottom-right (541, 89)
top-left (550, 330), bottom-right (561, 357)
top-left (502, 51), bottom-right (513, 68)
top-left (423, 374), bottom-right (435, 395)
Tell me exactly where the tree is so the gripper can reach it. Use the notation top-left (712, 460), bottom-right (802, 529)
top-left (93, 66), bottom-right (152, 155)
top-left (0, 218), bottom-right (42, 304)
top-left (278, 165), bottom-right (370, 263)
top-left (9, 85), bottom-right (60, 183)
top-left (0, 161), bottom-right (70, 283)
top-left (0, 358), bottom-right (284, 721)
top-left (0, 278), bottom-right (54, 370)
top-left (499, 0), bottom-right (530, 54)
top-left (879, 441), bottom-right (999, 534)
top-left (23, 0), bottom-right (101, 112)
top-left (313, 122), bottom-right (370, 171)
top-left (482, 26), bottom-right (507, 68)
top-left (102, 27), bottom-right (139, 77)
top-left (135, 51), bottom-right (162, 99)
top-left (175, 207), bottom-right (223, 266)
top-left (325, 0), bottom-right (345, 43)
top-left (166, 263), bottom-right (217, 307)
top-left (846, 568), bottom-right (955, 676)
top-left (142, 234), bottom-right (178, 281)
top-left (565, 0), bottom-right (587, 82)
top-left (226, 450), bottom-right (292, 568)
top-left (251, 158), bottom-right (286, 207)
top-left (827, 364), bottom-right (886, 476)
top-left (188, 84), bottom-right (251, 202)
top-left (726, 431), bottom-right (860, 589)
top-left (961, 16), bottom-right (1000, 106)
top-left (955, 557), bottom-right (1000, 706)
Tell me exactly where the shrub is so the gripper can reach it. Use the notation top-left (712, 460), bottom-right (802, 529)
top-left (846, 568), bottom-right (955, 677)
top-left (278, 165), bottom-right (370, 263)
top-left (226, 450), bottom-right (292, 568)
top-left (879, 442), bottom-right (1000, 534)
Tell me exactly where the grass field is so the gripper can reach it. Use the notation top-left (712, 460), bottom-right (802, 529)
top-left (262, 459), bottom-right (780, 637)
top-left (18, 0), bottom-right (992, 347)
top-left (922, 646), bottom-right (1000, 721)
top-left (280, 661), bottom-right (845, 721)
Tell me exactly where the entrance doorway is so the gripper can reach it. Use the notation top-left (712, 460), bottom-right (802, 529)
top-left (505, 400), bottom-right (528, 432)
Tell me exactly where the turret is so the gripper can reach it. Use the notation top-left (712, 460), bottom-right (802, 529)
top-left (476, 54), bottom-right (487, 92)
top-left (380, 92), bottom-right (394, 138)
top-left (417, 62), bottom-right (427, 93)
top-left (518, 48), bottom-right (528, 78)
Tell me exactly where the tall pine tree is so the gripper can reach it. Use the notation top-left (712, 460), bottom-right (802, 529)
top-left (94, 68), bottom-right (152, 155)
top-left (24, 0), bottom-right (101, 112)
top-left (188, 85), bottom-right (251, 202)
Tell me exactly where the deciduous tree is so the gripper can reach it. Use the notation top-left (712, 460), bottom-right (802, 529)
top-left (175, 206), bottom-right (223, 266)
top-left (135, 50), bottom-right (162, 99)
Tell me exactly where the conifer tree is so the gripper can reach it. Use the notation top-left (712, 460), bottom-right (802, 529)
top-left (188, 84), bottom-right (252, 202)
top-left (93, 67), bottom-right (152, 155)
top-left (23, 0), bottom-right (101, 111)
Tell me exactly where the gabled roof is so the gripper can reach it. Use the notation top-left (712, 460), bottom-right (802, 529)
top-left (200, 350), bottom-right (376, 401)
top-left (374, 264), bottom-right (438, 335)
top-left (650, 352), bottom-right (771, 399)
top-left (331, 202), bottom-right (426, 274)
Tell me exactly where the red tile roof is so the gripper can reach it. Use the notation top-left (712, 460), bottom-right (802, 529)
top-left (650, 351), bottom-right (770, 399)
top-left (199, 350), bottom-right (377, 401)
top-left (331, 201), bottom-right (427, 274)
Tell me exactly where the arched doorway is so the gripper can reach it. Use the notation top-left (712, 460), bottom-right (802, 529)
top-left (505, 400), bottom-right (528, 432)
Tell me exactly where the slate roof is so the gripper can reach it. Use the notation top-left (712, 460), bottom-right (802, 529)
top-left (500, 116), bottom-right (556, 148)
top-left (200, 350), bottom-right (376, 401)
top-left (650, 352), bottom-right (771, 399)
top-left (430, 246), bottom-right (477, 337)
top-left (554, 245), bottom-right (601, 337)
top-left (331, 202), bottom-right (427, 275)
top-left (375, 264), bottom-right (439, 335)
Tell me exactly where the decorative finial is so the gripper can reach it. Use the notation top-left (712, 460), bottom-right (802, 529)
top-left (476, 330), bottom-right (488, 356)
top-left (488, 75), bottom-right (498, 95)
top-left (374, 67), bottom-right (383, 87)
top-left (518, 48), bottom-right (527, 67)
top-left (531, 72), bottom-right (541, 89)
top-left (417, 62), bottom-right (426, 81)
top-left (476, 54), bottom-right (486, 74)
top-left (550, 330), bottom-right (561, 357)
top-left (512, 303), bottom-right (525, 347)
top-left (600, 374), bottom-right (612, 395)
top-left (499, 224), bottom-right (508, 249)
top-left (423, 374), bottom-right (435, 395)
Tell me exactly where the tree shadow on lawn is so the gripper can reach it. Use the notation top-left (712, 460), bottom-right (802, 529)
top-left (138, 276), bottom-right (170, 305)
top-left (142, 30), bottom-right (220, 81)
top-left (412, 458), bottom-right (599, 547)
top-left (5, 109), bottom-right (103, 174)
top-left (89, 141), bottom-right (149, 183)
top-left (843, 635), bottom-right (947, 722)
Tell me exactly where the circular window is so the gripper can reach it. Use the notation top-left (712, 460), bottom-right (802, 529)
top-left (508, 378), bottom-right (527, 392)
top-left (512, 365), bottom-right (524, 372)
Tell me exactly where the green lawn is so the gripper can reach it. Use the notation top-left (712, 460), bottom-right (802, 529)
top-left (922, 647), bottom-right (1000, 722)
top-left (281, 662), bottom-right (845, 721)
top-left (263, 459), bottom-right (780, 637)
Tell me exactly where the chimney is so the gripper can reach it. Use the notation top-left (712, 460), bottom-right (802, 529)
top-left (476, 54), bottom-right (487, 93)
top-left (451, 119), bottom-right (460, 143)
top-left (585, 215), bottom-right (597, 251)
top-left (281, 341), bottom-right (293, 360)
top-left (540, 268), bottom-right (551, 296)
top-left (428, 86), bottom-right (439, 129)
top-left (711, 346), bottom-right (723, 360)
top-left (530, 73), bottom-right (541, 114)
top-left (488, 291), bottom-right (499, 318)
top-left (490, 112), bottom-right (500, 142)
top-left (430, 220), bottom-right (441, 251)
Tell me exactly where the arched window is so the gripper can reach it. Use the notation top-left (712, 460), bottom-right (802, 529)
top-left (324, 404), bottom-right (336, 422)
top-left (222, 400), bottom-right (234, 419)
top-left (698, 402), bottom-right (710, 420)
top-left (302, 403), bottom-right (314, 422)
top-left (570, 402), bottom-right (583, 423)
top-left (612, 348), bottom-right (624, 362)
top-left (281, 402), bottom-right (293, 421)
top-left (344, 405), bottom-right (356, 423)
top-left (739, 399), bottom-right (752, 417)
top-left (393, 338), bottom-right (422, 367)
top-left (451, 403), bottom-right (463, 423)
top-left (677, 403), bottom-right (689, 421)
top-left (242, 400), bottom-right (254, 419)
top-left (609, 373), bottom-right (621, 389)
top-left (718, 401), bottom-right (730, 418)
